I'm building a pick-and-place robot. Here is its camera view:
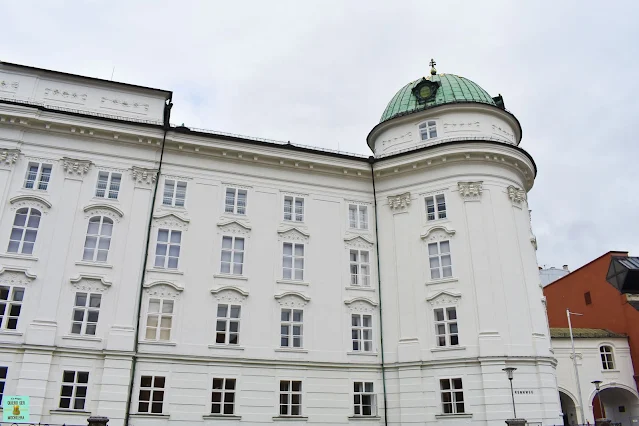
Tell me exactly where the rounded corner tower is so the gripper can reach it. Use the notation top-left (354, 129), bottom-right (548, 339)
top-left (371, 64), bottom-right (559, 424)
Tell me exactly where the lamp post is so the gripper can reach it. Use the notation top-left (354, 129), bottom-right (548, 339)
top-left (592, 380), bottom-right (606, 422)
top-left (567, 309), bottom-right (586, 424)
top-left (503, 367), bottom-right (517, 419)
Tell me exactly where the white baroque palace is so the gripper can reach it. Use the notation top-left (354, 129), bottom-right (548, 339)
top-left (0, 61), bottom-right (560, 425)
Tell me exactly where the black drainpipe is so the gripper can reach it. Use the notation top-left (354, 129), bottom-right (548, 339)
top-left (369, 155), bottom-right (388, 426)
top-left (123, 99), bottom-right (172, 426)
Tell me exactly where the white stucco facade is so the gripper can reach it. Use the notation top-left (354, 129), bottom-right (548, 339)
top-left (0, 62), bottom-right (560, 425)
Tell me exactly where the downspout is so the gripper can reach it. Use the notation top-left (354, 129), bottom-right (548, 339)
top-left (123, 99), bottom-right (172, 426)
top-left (369, 156), bottom-right (388, 426)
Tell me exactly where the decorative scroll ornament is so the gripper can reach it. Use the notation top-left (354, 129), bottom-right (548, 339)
top-left (62, 157), bottom-right (92, 177)
top-left (143, 280), bottom-right (184, 299)
top-left (0, 148), bottom-right (20, 166)
top-left (210, 286), bottom-right (249, 304)
top-left (388, 192), bottom-right (411, 210)
top-left (69, 274), bottom-right (112, 293)
top-left (344, 297), bottom-right (378, 313)
top-left (275, 291), bottom-right (310, 309)
top-left (131, 167), bottom-right (158, 187)
top-left (507, 185), bottom-right (527, 204)
top-left (426, 290), bottom-right (461, 306)
top-left (458, 181), bottom-right (483, 200)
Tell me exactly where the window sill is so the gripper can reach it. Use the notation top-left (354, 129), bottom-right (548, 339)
top-left (62, 334), bottom-right (103, 342)
top-left (213, 274), bottom-right (248, 281)
top-left (426, 277), bottom-right (458, 285)
top-left (347, 351), bottom-right (378, 357)
top-left (277, 279), bottom-right (310, 286)
top-left (75, 261), bottom-right (113, 269)
top-left (282, 220), bottom-right (306, 225)
top-left (602, 369), bottom-right (620, 373)
top-left (50, 409), bottom-right (92, 415)
top-left (203, 414), bottom-right (242, 420)
top-left (345, 286), bottom-right (376, 292)
top-left (434, 413), bottom-right (473, 419)
top-left (347, 227), bottom-right (370, 233)
top-left (0, 330), bottom-right (23, 336)
top-left (348, 416), bottom-right (381, 421)
top-left (275, 348), bottom-right (308, 354)
top-left (221, 212), bottom-right (248, 220)
top-left (0, 252), bottom-right (38, 261)
top-left (425, 218), bottom-right (450, 225)
top-left (272, 416), bottom-right (308, 421)
top-left (208, 344), bottom-right (245, 351)
top-left (92, 197), bottom-right (120, 203)
top-left (431, 346), bottom-right (466, 353)
top-left (160, 204), bottom-right (187, 211)
top-left (131, 413), bottom-right (170, 419)
top-left (140, 340), bottom-right (177, 346)
top-left (148, 268), bottom-right (184, 275)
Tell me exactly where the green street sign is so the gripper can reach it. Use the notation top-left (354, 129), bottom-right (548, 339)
top-left (3, 395), bottom-right (30, 423)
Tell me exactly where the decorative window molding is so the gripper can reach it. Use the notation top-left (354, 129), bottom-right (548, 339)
top-left (143, 280), bottom-right (184, 299)
top-left (61, 157), bottom-right (92, 178)
top-left (507, 185), bottom-right (527, 206)
top-left (217, 219), bottom-right (251, 236)
top-left (131, 167), bottom-right (158, 188)
top-left (0, 148), bottom-right (20, 168)
top-left (426, 290), bottom-right (462, 306)
top-left (458, 181), bottom-right (483, 201)
top-left (9, 194), bottom-right (52, 212)
top-left (0, 266), bottom-right (36, 285)
top-left (344, 297), bottom-right (378, 313)
top-left (210, 286), bottom-right (249, 304)
top-left (277, 226), bottom-right (310, 243)
top-left (387, 192), bottom-right (411, 211)
top-left (83, 204), bottom-right (124, 222)
top-left (152, 212), bottom-right (190, 230)
top-left (344, 235), bottom-right (374, 250)
top-left (275, 291), bottom-right (310, 309)
top-left (222, 182), bottom-right (252, 190)
top-left (69, 274), bottom-right (112, 293)
top-left (421, 225), bottom-right (456, 242)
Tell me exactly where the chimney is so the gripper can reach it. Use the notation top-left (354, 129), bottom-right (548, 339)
top-left (562, 265), bottom-right (569, 271)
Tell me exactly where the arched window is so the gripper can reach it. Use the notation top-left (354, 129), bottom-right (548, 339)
top-left (8, 207), bottom-right (41, 254)
top-left (419, 120), bottom-right (438, 141)
top-left (83, 216), bottom-right (113, 262)
top-left (600, 345), bottom-right (615, 370)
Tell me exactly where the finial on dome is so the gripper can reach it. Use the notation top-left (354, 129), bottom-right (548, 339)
top-left (429, 58), bottom-right (437, 75)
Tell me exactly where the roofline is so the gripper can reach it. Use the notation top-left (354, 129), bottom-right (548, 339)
top-left (544, 250), bottom-right (630, 289)
top-left (0, 61), bottom-right (173, 98)
top-left (366, 101), bottom-right (523, 150)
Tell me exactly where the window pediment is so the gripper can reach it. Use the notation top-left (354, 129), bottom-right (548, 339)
top-left (83, 203), bottom-right (124, 222)
top-left (144, 280), bottom-right (184, 298)
top-left (217, 219), bottom-right (252, 236)
top-left (277, 226), bottom-right (309, 242)
top-left (344, 297), bottom-right (378, 313)
top-left (344, 235), bottom-right (374, 249)
top-left (69, 273), bottom-right (112, 292)
top-left (153, 212), bottom-right (190, 230)
top-left (210, 286), bottom-right (249, 303)
top-left (421, 225), bottom-right (455, 242)
top-left (426, 290), bottom-right (461, 306)
top-left (275, 291), bottom-right (310, 308)
top-left (9, 194), bottom-right (51, 212)
top-left (0, 266), bottom-right (36, 286)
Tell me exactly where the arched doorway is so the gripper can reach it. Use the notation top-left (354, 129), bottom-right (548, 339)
top-left (592, 386), bottom-right (639, 425)
top-left (559, 390), bottom-right (579, 426)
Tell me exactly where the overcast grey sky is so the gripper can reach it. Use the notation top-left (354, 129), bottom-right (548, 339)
top-left (3, 0), bottom-right (638, 271)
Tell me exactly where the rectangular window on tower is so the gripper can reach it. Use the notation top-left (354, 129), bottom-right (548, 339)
top-left (425, 194), bottom-right (447, 220)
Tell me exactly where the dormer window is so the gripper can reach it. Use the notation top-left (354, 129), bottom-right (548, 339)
top-left (419, 121), bottom-right (437, 141)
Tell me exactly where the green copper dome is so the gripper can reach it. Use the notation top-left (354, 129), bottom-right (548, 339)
top-left (379, 73), bottom-right (499, 123)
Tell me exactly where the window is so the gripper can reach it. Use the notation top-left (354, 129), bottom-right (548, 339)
top-left (440, 378), bottom-right (464, 414)
top-left (71, 292), bottom-right (101, 335)
top-left (82, 216), bottom-right (113, 262)
top-left (8, 207), bottom-right (41, 254)
top-left (221, 236), bottom-right (244, 275)
top-left (95, 171), bottom-right (121, 199)
top-left (426, 194), bottom-right (446, 220)
top-left (600, 345), bottom-right (615, 370)
top-left (428, 240), bottom-right (452, 279)
top-left (419, 120), bottom-right (438, 140)
top-left (350, 250), bottom-right (370, 287)
top-left (281, 309), bottom-right (303, 348)
top-left (0, 366), bottom-right (6, 404)
top-left (351, 314), bottom-right (373, 352)
top-left (585, 291), bottom-right (592, 305)
top-left (138, 376), bottom-right (165, 414)
top-left (283, 242), bottom-right (304, 281)
top-left (59, 370), bottom-right (89, 410)
top-left (211, 378), bottom-right (236, 415)
top-left (163, 179), bottom-right (187, 207)
top-left (215, 304), bottom-right (241, 345)
top-left (284, 196), bottom-right (304, 222)
top-left (353, 382), bottom-right (376, 417)
top-left (349, 204), bottom-right (368, 230)
top-left (0, 285), bottom-right (24, 330)
top-left (145, 299), bottom-right (173, 341)
top-left (279, 380), bottom-right (302, 416)
top-left (434, 307), bottom-right (458, 347)
top-left (24, 162), bottom-right (52, 190)
top-left (225, 187), bottom-right (247, 215)
top-left (154, 229), bottom-right (181, 269)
